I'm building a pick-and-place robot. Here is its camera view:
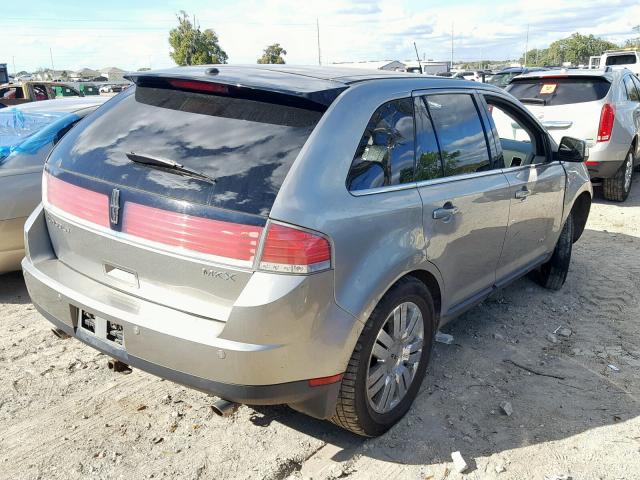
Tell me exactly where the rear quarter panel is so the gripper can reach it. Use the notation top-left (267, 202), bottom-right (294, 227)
top-left (271, 80), bottom-right (445, 324)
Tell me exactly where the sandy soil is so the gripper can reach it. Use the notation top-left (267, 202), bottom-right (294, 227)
top-left (1, 176), bottom-right (638, 480)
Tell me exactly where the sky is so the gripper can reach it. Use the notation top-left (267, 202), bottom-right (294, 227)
top-left (2, 0), bottom-right (639, 73)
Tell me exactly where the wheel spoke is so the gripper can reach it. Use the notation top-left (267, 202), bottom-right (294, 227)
top-left (405, 308), bottom-right (419, 340)
top-left (376, 328), bottom-right (394, 350)
top-left (368, 367), bottom-right (386, 397)
top-left (382, 376), bottom-right (397, 411)
top-left (396, 366), bottom-right (409, 399)
top-left (375, 377), bottom-right (392, 411)
top-left (392, 307), bottom-right (402, 339)
top-left (399, 303), bottom-right (408, 337)
top-left (407, 339), bottom-right (423, 352)
top-left (372, 342), bottom-right (390, 361)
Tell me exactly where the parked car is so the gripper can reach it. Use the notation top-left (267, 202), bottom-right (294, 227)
top-left (0, 81), bottom-right (83, 108)
top-left (76, 83), bottom-right (100, 96)
top-left (507, 68), bottom-right (640, 201)
top-left (589, 49), bottom-right (640, 76)
top-left (487, 67), bottom-right (549, 88)
top-left (0, 97), bottom-right (106, 273)
top-left (22, 66), bottom-right (592, 436)
top-left (99, 84), bottom-right (123, 93)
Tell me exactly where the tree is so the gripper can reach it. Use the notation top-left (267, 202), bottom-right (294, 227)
top-left (257, 43), bottom-right (287, 64)
top-left (60, 70), bottom-right (70, 81)
top-left (168, 11), bottom-right (228, 66)
top-left (520, 33), bottom-right (618, 67)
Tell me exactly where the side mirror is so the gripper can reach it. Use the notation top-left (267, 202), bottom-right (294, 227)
top-left (557, 136), bottom-right (587, 163)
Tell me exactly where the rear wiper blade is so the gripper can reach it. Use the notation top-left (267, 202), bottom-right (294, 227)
top-left (518, 97), bottom-right (546, 105)
top-left (126, 152), bottom-right (216, 184)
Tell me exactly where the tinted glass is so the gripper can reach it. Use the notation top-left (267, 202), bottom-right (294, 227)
top-left (426, 94), bottom-right (490, 176)
top-left (623, 76), bottom-right (640, 102)
top-left (507, 77), bottom-right (611, 105)
top-left (347, 98), bottom-right (415, 191)
top-left (605, 54), bottom-right (637, 65)
top-left (632, 75), bottom-right (640, 96)
top-left (50, 86), bottom-right (323, 216)
top-left (486, 102), bottom-right (536, 167)
top-left (414, 96), bottom-right (443, 181)
top-left (487, 72), bottom-right (519, 88)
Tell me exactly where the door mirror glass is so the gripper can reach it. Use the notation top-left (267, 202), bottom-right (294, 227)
top-left (557, 136), bottom-right (587, 163)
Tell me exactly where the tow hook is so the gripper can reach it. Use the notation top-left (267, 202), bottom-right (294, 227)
top-left (107, 359), bottom-right (132, 374)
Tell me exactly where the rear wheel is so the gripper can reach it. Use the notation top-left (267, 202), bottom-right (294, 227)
top-left (603, 150), bottom-right (633, 202)
top-left (538, 213), bottom-right (573, 291)
top-left (331, 277), bottom-right (435, 436)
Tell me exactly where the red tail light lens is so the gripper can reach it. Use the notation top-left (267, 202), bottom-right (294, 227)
top-left (259, 223), bottom-right (331, 274)
top-left (122, 202), bottom-right (262, 263)
top-left (597, 103), bottom-right (615, 142)
top-left (46, 174), bottom-right (109, 227)
top-left (168, 79), bottom-right (229, 94)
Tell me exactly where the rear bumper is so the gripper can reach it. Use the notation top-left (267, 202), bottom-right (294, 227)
top-left (585, 142), bottom-right (628, 179)
top-left (22, 205), bottom-right (359, 419)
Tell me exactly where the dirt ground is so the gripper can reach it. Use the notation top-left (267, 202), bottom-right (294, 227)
top-left (1, 176), bottom-right (639, 480)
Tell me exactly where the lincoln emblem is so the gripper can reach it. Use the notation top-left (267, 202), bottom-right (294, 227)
top-left (109, 188), bottom-right (120, 225)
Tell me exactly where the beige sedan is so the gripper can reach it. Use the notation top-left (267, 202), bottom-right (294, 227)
top-left (0, 97), bottom-right (105, 273)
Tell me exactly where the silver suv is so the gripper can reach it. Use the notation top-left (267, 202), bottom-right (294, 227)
top-left (507, 69), bottom-right (640, 201)
top-left (22, 66), bottom-right (592, 436)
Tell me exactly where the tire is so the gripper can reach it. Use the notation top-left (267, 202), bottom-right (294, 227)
top-left (603, 149), bottom-right (634, 202)
top-left (331, 276), bottom-right (435, 436)
top-left (538, 213), bottom-right (573, 291)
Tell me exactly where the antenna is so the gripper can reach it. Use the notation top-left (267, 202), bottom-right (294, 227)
top-left (316, 18), bottom-right (321, 66)
top-left (413, 42), bottom-right (423, 73)
top-left (450, 22), bottom-right (454, 71)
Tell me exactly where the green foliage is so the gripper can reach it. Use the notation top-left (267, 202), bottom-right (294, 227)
top-left (520, 33), bottom-right (619, 67)
top-left (257, 43), bottom-right (287, 64)
top-left (168, 11), bottom-right (228, 66)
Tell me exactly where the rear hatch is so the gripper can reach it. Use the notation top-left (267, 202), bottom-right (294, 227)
top-left (507, 75), bottom-right (611, 144)
top-left (43, 73), bottom-right (343, 320)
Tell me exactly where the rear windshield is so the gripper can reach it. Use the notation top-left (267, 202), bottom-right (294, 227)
top-left (50, 84), bottom-right (325, 216)
top-left (507, 77), bottom-right (611, 106)
top-left (487, 72), bottom-right (519, 88)
top-left (0, 110), bottom-right (69, 160)
top-left (605, 54), bottom-right (637, 66)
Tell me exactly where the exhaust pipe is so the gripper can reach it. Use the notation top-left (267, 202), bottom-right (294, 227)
top-left (211, 398), bottom-right (238, 417)
top-left (51, 328), bottom-right (71, 339)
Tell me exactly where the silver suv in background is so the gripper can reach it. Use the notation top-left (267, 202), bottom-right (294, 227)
top-left (507, 69), bottom-right (640, 201)
top-left (22, 66), bottom-right (592, 436)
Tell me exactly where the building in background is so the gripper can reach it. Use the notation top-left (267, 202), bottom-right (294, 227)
top-left (331, 60), bottom-right (406, 71)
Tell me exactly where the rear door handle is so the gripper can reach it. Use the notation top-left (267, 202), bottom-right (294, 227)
top-left (432, 204), bottom-right (459, 220)
top-left (515, 188), bottom-right (530, 200)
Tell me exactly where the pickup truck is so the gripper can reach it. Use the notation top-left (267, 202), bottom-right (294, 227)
top-left (0, 82), bottom-right (83, 108)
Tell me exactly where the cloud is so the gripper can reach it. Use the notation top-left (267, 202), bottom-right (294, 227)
top-left (1, 0), bottom-right (639, 72)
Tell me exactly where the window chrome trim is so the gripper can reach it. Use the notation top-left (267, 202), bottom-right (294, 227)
top-left (415, 168), bottom-right (505, 188)
top-left (349, 181), bottom-right (419, 196)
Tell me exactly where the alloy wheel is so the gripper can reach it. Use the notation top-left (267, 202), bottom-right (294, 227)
top-left (624, 152), bottom-right (633, 193)
top-left (366, 301), bottom-right (424, 414)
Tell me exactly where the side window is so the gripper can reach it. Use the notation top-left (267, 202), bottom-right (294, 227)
top-left (414, 96), bottom-right (444, 181)
top-left (632, 75), bottom-right (640, 97)
top-left (347, 98), bottom-right (415, 191)
top-left (623, 76), bottom-right (640, 102)
top-left (425, 94), bottom-right (491, 177)
top-left (485, 99), bottom-right (538, 167)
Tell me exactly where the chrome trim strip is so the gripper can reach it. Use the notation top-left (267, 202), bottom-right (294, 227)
top-left (349, 182), bottom-right (418, 196)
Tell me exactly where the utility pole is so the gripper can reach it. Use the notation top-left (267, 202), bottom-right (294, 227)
top-left (12, 56), bottom-right (16, 75)
top-left (450, 22), bottom-right (454, 71)
top-left (49, 48), bottom-right (55, 70)
top-left (316, 18), bottom-right (321, 66)
top-left (524, 24), bottom-right (529, 66)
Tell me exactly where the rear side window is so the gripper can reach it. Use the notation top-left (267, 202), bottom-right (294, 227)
top-left (425, 94), bottom-right (491, 176)
top-left (51, 85), bottom-right (325, 216)
top-left (347, 98), bottom-right (415, 191)
top-left (507, 77), bottom-right (611, 106)
top-left (606, 54), bottom-right (637, 66)
top-left (623, 76), bottom-right (640, 102)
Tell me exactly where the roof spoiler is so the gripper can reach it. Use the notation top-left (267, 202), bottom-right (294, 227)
top-left (125, 71), bottom-right (347, 110)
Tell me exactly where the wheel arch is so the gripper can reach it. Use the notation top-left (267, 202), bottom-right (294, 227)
top-left (570, 191), bottom-right (591, 243)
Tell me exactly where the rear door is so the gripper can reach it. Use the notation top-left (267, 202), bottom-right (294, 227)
top-left (479, 93), bottom-right (565, 284)
top-left (414, 90), bottom-right (511, 316)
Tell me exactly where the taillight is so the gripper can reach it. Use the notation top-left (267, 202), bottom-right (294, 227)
top-left (122, 202), bottom-right (262, 263)
top-left (45, 173), bottom-right (109, 227)
top-left (258, 223), bottom-right (331, 274)
top-left (168, 79), bottom-right (229, 94)
top-left (597, 103), bottom-right (615, 142)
